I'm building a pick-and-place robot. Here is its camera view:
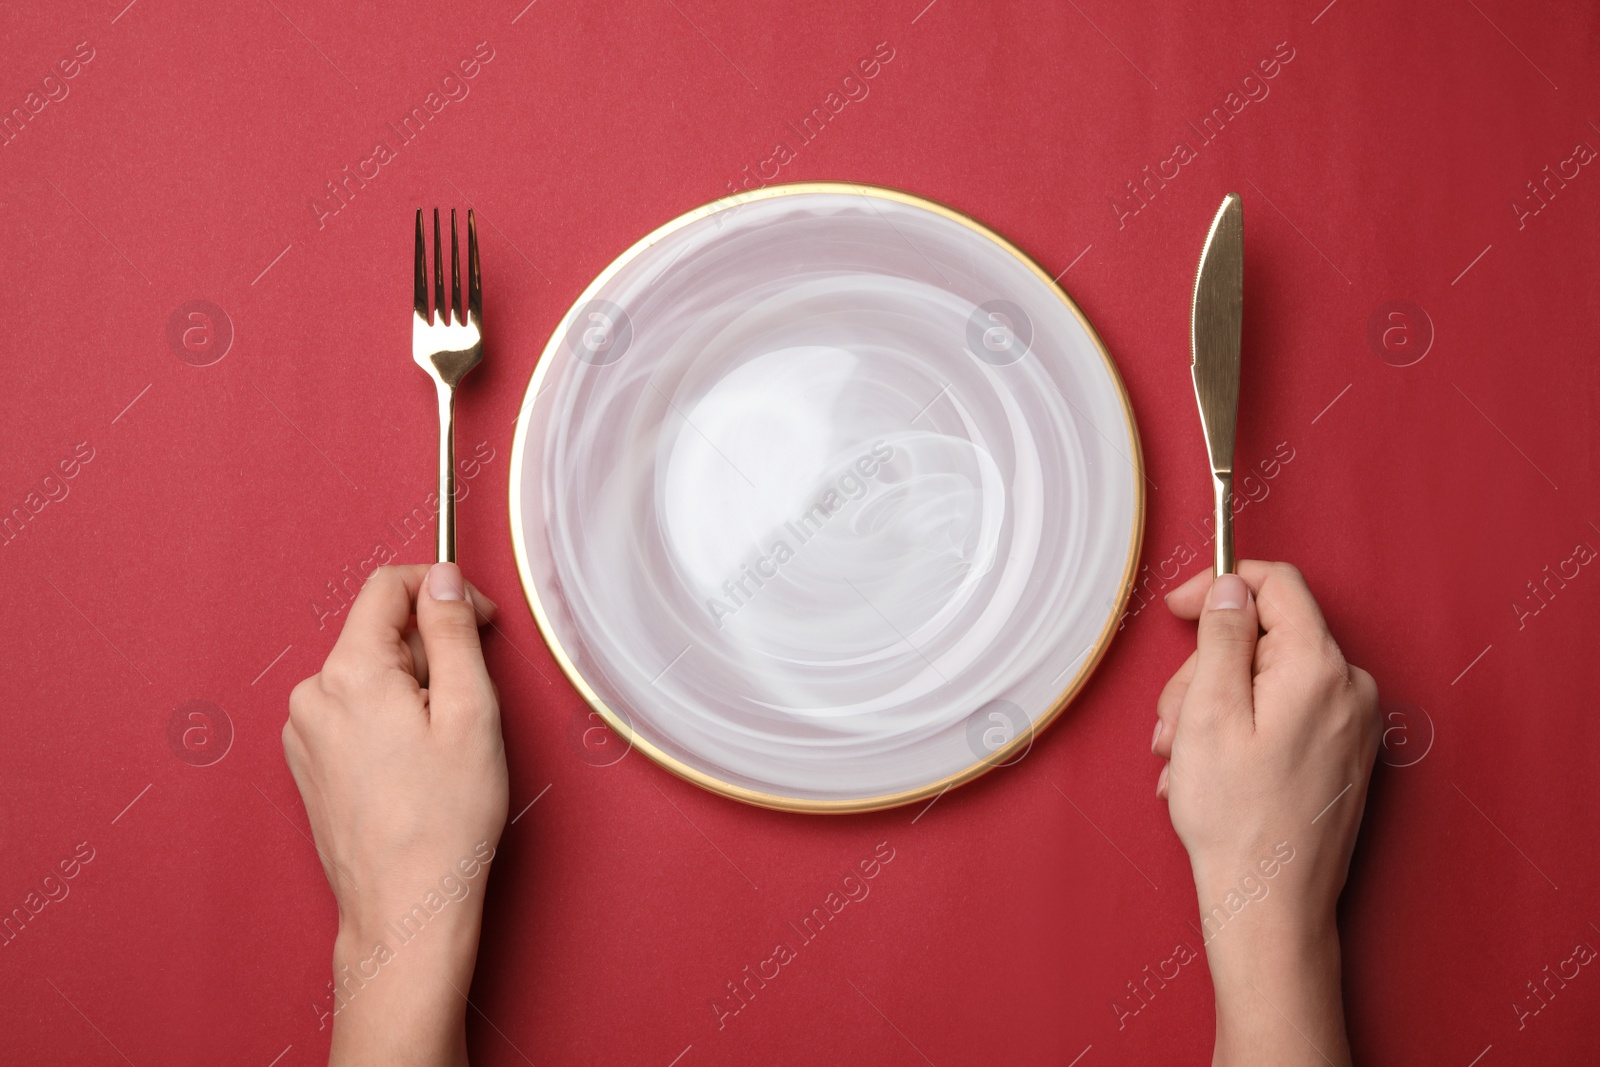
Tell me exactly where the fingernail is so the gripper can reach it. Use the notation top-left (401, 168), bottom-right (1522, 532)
top-left (1151, 719), bottom-right (1163, 753)
top-left (1208, 573), bottom-right (1248, 611)
top-left (428, 562), bottom-right (465, 601)
top-left (1156, 763), bottom-right (1169, 796)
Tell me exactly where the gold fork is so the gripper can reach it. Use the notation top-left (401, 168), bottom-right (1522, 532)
top-left (413, 207), bottom-right (483, 563)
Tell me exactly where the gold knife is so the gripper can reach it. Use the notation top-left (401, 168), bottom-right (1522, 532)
top-left (1190, 193), bottom-right (1243, 576)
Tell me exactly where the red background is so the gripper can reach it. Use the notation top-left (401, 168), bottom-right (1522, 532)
top-left (3, 0), bottom-right (1597, 1063)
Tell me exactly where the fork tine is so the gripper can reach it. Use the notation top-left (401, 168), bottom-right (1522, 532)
top-left (450, 208), bottom-right (462, 328)
top-left (413, 209), bottom-right (428, 319)
top-left (432, 208), bottom-right (445, 326)
top-left (467, 209), bottom-right (482, 324)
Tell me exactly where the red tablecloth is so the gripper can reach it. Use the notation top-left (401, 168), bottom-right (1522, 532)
top-left (3, 1), bottom-right (1597, 1063)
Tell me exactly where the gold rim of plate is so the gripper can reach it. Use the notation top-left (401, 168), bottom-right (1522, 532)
top-left (507, 180), bottom-right (1146, 815)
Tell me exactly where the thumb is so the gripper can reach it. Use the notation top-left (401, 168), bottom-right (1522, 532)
top-left (417, 562), bottom-right (495, 721)
top-left (1185, 572), bottom-right (1259, 728)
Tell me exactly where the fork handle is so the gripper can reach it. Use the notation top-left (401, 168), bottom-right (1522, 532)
top-left (435, 382), bottom-right (458, 563)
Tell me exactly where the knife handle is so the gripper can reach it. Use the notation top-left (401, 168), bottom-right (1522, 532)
top-left (1212, 471), bottom-right (1235, 576)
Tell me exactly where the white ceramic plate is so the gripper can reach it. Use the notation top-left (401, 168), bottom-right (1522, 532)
top-left (510, 183), bottom-right (1142, 812)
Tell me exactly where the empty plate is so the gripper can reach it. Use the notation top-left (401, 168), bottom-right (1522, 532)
top-left (510, 182), bottom-right (1143, 812)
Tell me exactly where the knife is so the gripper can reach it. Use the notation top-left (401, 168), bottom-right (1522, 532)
top-left (1190, 193), bottom-right (1243, 577)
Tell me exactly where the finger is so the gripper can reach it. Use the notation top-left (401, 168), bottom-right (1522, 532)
top-left (416, 562), bottom-right (496, 724)
top-left (471, 587), bottom-right (499, 623)
top-left (1184, 572), bottom-right (1260, 730)
top-left (396, 602), bottom-right (497, 690)
top-left (328, 565), bottom-right (430, 673)
top-left (1154, 649), bottom-right (1197, 759)
top-left (328, 565), bottom-right (497, 673)
top-left (1156, 762), bottom-right (1169, 800)
top-left (405, 584), bottom-right (495, 686)
top-left (1167, 560), bottom-right (1329, 640)
top-left (1163, 565), bottom-right (1213, 615)
top-left (405, 629), bottom-right (429, 687)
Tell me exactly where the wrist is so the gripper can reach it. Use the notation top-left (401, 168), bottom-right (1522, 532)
top-left (1203, 917), bottom-right (1350, 1067)
top-left (336, 894), bottom-right (485, 972)
top-left (1202, 911), bottom-right (1339, 985)
top-left (326, 901), bottom-right (484, 1067)
top-left (1190, 842), bottom-right (1337, 969)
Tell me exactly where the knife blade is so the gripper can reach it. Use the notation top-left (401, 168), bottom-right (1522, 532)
top-left (1190, 193), bottom-right (1243, 576)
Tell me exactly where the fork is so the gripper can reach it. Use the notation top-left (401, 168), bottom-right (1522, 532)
top-left (413, 207), bottom-right (483, 563)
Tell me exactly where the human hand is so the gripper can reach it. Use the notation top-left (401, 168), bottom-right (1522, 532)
top-left (282, 563), bottom-right (508, 1067)
top-left (1153, 561), bottom-right (1379, 1066)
